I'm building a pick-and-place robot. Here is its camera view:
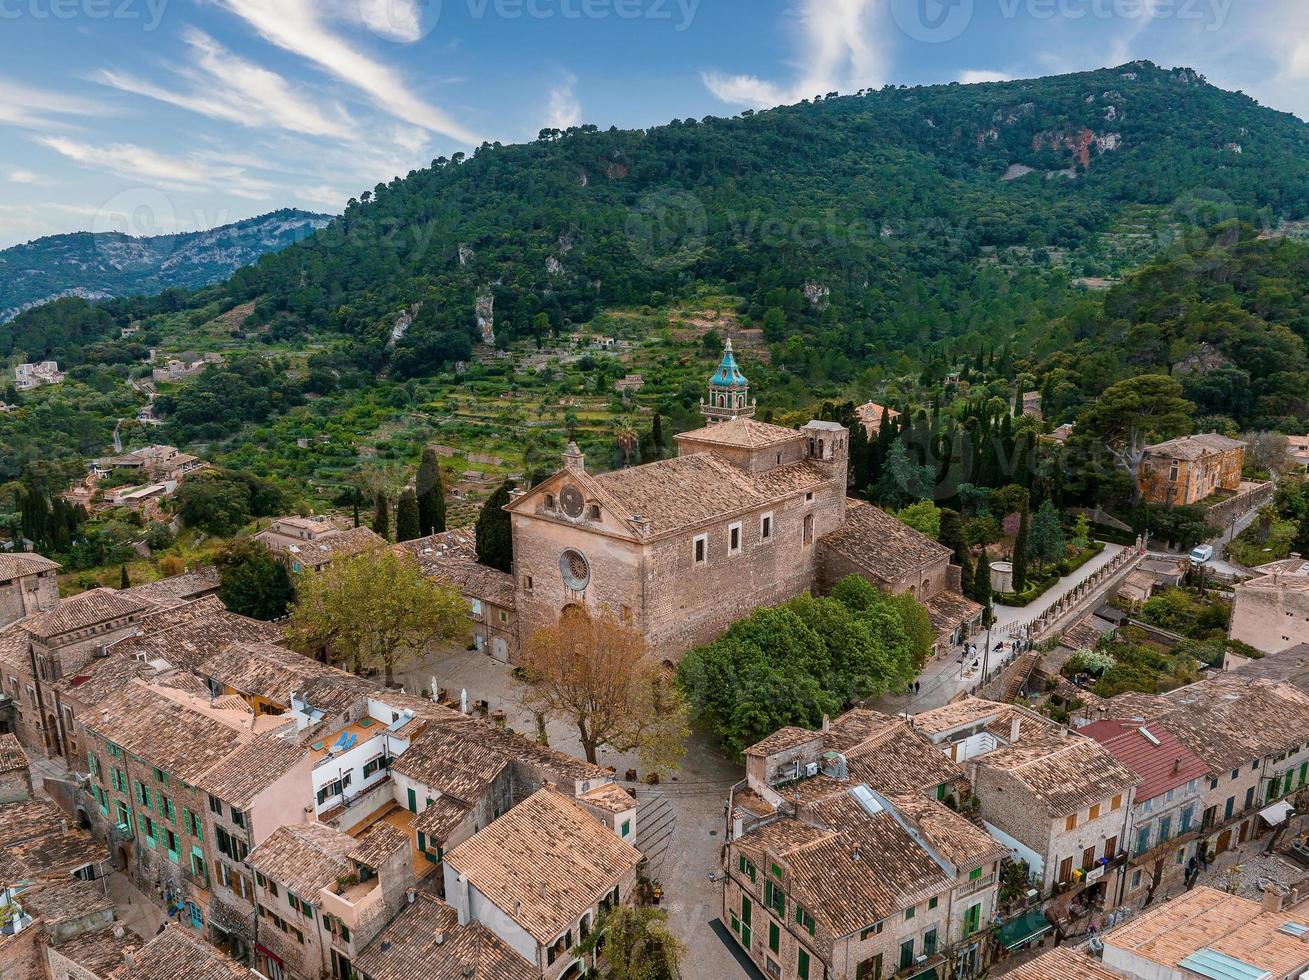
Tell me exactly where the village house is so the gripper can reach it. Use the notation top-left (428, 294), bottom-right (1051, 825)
top-left (150, 351), bottom-right (224, 384)
top-left (1080, 720), bottom-right (1208, 907)
top-left (124, 925), bottom-right (260, 980)
top-left (400, 530), bottom-right (519, 662)
top-left (1096, 674), bottom-right (1309, 873)
top-left (969, 731), bottom-right (1138, 919)
top-left (27, 880), bottom-right (143, 980)
top-left (443, 788), bottom-right (643, 980)
top-left (0, 551), bottom-right (60, 629)
top-left (1229, 557), bottom-right (1309, 655)
top-left (909, 697), bottom-right (1060, 765)
top-left (1003, 947), bottom-right (1124, 979)
top-left (506, 345), bottom-right (978, 660)
top-left (255, 518), bottom-right (385, 575)
top-left (350, 892), bottom-right (537, 980)
top-left (1138, 433), bottom-right (1246, 507)
top-left (1288, 434), bottom-right (1309, 471)
top-left (92, 445), bottom-right (205, 485)
top-left (854, 401), bottom-right (901, 438)
top-left (727, 710), bottom-right (1005, 978)
top-left (14, 361), bottom-right (65, 391)
top-left (0, 731), bottom-right (31, 802)
top-left (1099, 885), bottom-right (1309, 980)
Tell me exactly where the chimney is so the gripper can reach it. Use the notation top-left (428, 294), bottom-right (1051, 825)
top-left (563, 442), bottom-right (585, 474)
top-left (1173, 759), bottom-right (1181, 774)
top-left (821, 714), bottom-right (830, 734)
top-left (1010, 715), bottom-right (1022, 744)
top-left (1263, 888), bottom-right (1284, 914)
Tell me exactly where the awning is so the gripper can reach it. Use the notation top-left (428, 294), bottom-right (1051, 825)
top-left (1260, 800), bottom-right (1294, 826)
top-left (997, 909), bottom-right (1052, 950)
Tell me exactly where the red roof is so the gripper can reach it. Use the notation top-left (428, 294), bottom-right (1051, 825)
top-left (1081, 719), bottom-right (1209, 803)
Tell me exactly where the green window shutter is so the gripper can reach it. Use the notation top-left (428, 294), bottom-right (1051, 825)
top-left (768, 922), bottom-right (779, 954)
top-left (969, 867), bottom-right (983, 881)
top-left (798, 949), bottom-right (810, 980)
top-left (417, 831), bottom-right (427, 853)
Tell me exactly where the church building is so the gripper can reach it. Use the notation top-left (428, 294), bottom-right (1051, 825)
top-left (507, 342), bottom-right (981, 660)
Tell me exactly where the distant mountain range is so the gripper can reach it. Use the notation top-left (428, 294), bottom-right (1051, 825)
top-left (0, 208), bottom-right (332, 322)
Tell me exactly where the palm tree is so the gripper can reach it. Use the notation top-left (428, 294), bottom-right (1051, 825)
top-left (615, 422), bottom-right (639, 469)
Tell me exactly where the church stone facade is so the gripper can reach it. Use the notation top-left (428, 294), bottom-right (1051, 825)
top-left (507, 342), bottom-right (957, 660)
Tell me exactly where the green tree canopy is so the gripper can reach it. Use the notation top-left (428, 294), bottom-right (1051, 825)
top-left (215, 539), bottom-right (295, 620)
top-left (476, 479), bottom-right (516, 573)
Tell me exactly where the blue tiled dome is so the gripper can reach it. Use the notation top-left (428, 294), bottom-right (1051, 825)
top-left (710, 340), bottom-right (748, 388)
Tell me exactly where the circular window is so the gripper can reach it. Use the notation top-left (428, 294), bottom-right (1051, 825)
top-left (560, 485), bottom-right (585, 519)
top-left (560, 549), bottom-right (591, 591)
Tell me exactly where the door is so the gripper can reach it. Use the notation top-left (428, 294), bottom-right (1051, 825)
top-left (187, 901), bottom-right (203, 929)
top-left (1216, 829), bottom-right (1232, 855)
top-left (492, 638), bottom-right (508, 661)
top-left (407, 787), bottom-right (417, 813)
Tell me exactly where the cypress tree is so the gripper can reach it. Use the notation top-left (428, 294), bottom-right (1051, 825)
top-left (476, 480), bottom-right (516, 573)
top-left (119, 565), bottom-right (131, 589)
top-left (396, 488), bottom-right (421, 543)
top-left (416, 447), bottom-right (447, 535)
top-left (352, 489), bottom-right (361, 529)
top-left (373, 491), bottom-right (390, 541)
top-left (649, 412), bottom-right (665, 461)
top-left (1013, 508), bottom-right (1030, 592)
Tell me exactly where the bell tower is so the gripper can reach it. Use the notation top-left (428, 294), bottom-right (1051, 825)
top-left (700, 339), bottom-right (756, 424)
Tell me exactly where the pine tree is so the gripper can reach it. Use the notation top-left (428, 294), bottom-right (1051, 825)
top-left (416, 447), bottom-right (447, 535)
top-left (119, 565), bottom-right (130, 589)
top-left (1013, 508), bottom-right (1030, 592)
top-left (476, 480), bottom-right (516, 573)
top-left (396, 488), bottom-right (421, 543)
top-left (373, 491), bottom-right (390, 541)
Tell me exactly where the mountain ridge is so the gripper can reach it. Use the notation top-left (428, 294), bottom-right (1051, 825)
top-left (0, 208), bottom-right (333, 323)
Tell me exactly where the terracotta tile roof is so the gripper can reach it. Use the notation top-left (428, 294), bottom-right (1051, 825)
top-left (1058, 616), bottom-right (1107, 652)
top-left (739, 790), bottom-right (954, 937)
top-left (924, 590), bottom-right (983, 636)
top-left (125, 926), bottom-right (256, 980)
top-left (977, 733), bottom-right (1137, 817)
top-left (0, 552), bottom-right (59, 579)
top-left (1107, 675), bottom-right (1309, 772)
top-left (819, 500), bottom-right (950, 586)
top-left (201, 642), bottom-right (345, 706)
top-left (53, 655), bottom-right (152, 705)
top-left (349, 821), bottom-right (411, 870)
top-left (1004, 948), bottom-right (1125, 980)
top-left (269, 525), bottom-right (386, 569)
top-left (352, 894), bottom-right (537, 980)
top-left (674, 416), bottom-right (804, 449)
top-left (445, 789), bottom-right (641, 945)
top-left (744, 726), bottom-right (821, 758)
top-left (51, 924), bottom-right (142, 979)
top-left (113, 606), bottom-right (284, 674)
top-left (85, 682), bottom-right (259, 784)
top-left (0, 732), bottom-right (26, 772)
top-left (19, 878), bottom-right (113, 926)
top-left (0, 797), bottom-right (109, 882)
top-left (590, 453), bottom-right (786, 536)
top-left (414, 795), bottom-right (472, 840)
top-left (1080, 720), bottom-right (1208, 802)
top-left (577, 782), bottom-right (636, 814)
top-left (120, 567), bottom-right (220, 609)
top-left (25, 589), bottom-right (146, 640)
top-left (400, 532), bottom-right (516, 607)
top-left (197, 729), bottom-right (306, 808)
top-left (0, 624), bottom-right (28, 670)
top-left (247, 822), bottom-right (356, 901)
top-left (1105, 886), bottom-right (1309, 977)
top-left (886, 794), bottom-right (1010, 870)
top-left (911, 698), bottom-right (1012, 738)
top-left (1144, 432), bottom-right (1246, 460)
top-left (832, 711), bottom-right (966, 796)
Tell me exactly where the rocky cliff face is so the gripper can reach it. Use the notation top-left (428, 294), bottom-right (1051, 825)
top-left (0, 208), bottom-right (332, 322)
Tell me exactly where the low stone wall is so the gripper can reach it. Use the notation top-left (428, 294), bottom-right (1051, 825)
top-left (1205, 482), bottom-right (1274, 532)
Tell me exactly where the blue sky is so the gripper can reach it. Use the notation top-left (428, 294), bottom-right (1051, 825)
top-left (0, 0), bottom-right (1306, 247)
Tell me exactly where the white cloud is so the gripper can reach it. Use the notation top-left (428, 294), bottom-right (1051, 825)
top-left (958, 70), bottom-right (1012, 84)
top-left (297, 184), bottom-right (350, 209)
top-left (7, 169), bottom-right (42, 184)
top-left (215, 0), bottom-right (481, 144)
top-left (36, 136), bottom-right (277, 200)
top-left (703, 0), bottom-right (889, 109)
top-left (350, 0), bottom-right (427, 43)
top-left (546, 73), bottom-right (582, 130)
top-left (0, 79), bottom-right (102, 131)
top-left (94, 30), bottom-right (356, 141)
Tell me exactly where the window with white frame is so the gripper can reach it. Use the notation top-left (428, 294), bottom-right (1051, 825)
top-left (728, 522), bottom-right (742, 555)
top-left (693, 534), bottom-right (708, 566)
top-left (760, 512), bottom-right (774, 542)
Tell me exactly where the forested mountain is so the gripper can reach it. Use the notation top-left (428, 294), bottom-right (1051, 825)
top-left (0, 208), bottom-right (330, 324)
top-left (6, 61), bottom-right (1309, 403)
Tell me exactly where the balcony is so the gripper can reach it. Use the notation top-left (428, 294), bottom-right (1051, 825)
top-left (319, 875), bottom-right (384, 932)
top-left (185, 867), bottom-right (211, 891)
top-left (959, 871), bottom-right (997, 898)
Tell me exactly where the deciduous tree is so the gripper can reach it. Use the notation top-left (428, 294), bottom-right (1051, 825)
top-left (215, 539), bottom-right (295, 621)
top-left (518, 606), bottom-right (688, 769)
top-left (289, 549), bottom-right (467, 686)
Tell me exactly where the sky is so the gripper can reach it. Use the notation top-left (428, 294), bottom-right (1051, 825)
top-left (0, 0), bottom-right (1307, 247)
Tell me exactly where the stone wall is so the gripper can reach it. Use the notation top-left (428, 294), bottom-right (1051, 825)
top-left (0, 570), bottom-right (59, 629)
top-left (1230, 579), bottom-right (1309, 655)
